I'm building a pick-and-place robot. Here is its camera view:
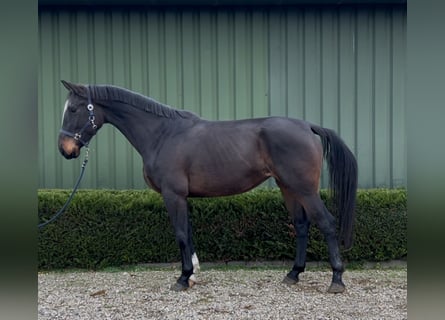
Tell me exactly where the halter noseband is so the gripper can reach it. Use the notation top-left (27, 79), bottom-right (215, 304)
top-left (60, 85), bottom-right (98, 147)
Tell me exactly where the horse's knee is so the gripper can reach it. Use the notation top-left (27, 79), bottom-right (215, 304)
top-left (175, 232), bottom-right (188, 248)
top-left (294, 222), bottom-right (309, 237)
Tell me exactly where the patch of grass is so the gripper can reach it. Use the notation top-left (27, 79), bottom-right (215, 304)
top-left (344, 261), bottom-right (366, 270)
top-left (201, 264), bottom-right (289, 272)
top-left (41, 259), bottom-right (406, 274)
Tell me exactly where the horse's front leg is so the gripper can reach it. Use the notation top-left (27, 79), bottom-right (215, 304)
top-left (188, 215), bottom-right (200, 286)
top-left (162, 190), bottom-right (194, 291)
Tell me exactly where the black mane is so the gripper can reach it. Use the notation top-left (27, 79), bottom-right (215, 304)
top-left (90, 84), bottom-right (199, 120)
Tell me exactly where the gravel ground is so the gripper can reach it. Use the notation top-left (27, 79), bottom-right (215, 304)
top-left (38, 265), bottom-right (407, 320)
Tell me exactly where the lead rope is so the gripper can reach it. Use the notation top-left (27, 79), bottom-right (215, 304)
top-left (38, 147), bottom-right (90, 229)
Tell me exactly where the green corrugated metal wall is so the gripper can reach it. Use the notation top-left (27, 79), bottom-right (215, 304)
top-left (38, 5), bottom-right (406, 189)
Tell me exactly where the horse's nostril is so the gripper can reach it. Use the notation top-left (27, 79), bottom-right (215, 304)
top-left (58, 137), bottom-right (80, 159)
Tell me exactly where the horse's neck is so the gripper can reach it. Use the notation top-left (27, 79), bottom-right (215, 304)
top-left (103, 101), bottom-right (171, 156)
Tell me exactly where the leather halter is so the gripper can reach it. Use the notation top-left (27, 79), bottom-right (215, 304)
top-left (59, 85), bottom-right (98, 146)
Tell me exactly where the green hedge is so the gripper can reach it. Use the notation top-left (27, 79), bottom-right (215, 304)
top-left (38, 189), bottom-right (407, 270)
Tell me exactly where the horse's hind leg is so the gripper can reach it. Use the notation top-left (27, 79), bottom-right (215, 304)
top-left (279, 185), bottom-right (310, 285)
top-left (300, 194), bottom-right (346, 293)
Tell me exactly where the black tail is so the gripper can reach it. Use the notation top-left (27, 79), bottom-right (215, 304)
top-left (310, 124), bottom-right (358, 250)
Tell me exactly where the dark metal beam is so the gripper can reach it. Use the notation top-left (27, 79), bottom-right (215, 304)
top-left (39, 0), bottom-right (407, 8)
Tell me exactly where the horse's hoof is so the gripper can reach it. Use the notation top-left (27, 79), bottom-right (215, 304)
top-left (282, 276), bottom-right (298, 285)
top-left (171, 282), bottom-right (188, 292)
top-left (327, 282), bottom-right (345, 293)
top-left (188, 278), bottom-right (196, 288)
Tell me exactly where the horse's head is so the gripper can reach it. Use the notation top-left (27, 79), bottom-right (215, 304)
top-left (58, 80), bottom-right (104, 159)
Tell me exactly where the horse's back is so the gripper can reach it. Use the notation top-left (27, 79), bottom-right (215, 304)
top-left (181, 116), bottom-right (320, 166)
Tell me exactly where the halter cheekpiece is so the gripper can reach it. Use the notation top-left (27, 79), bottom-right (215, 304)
top-left (60, 85), bottom-right (98, 146)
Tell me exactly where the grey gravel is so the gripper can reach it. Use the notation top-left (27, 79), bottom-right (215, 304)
top-left (38, 267), bottom-right (407, 320)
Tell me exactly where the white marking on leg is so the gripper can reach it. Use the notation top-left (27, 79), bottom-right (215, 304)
top-left (189, 252), bottom-right (200, 284)
top-left (192, 252), bottom-right (200, 274)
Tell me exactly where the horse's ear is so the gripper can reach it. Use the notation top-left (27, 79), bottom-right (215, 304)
top-left (61, 80), bottom-right (75, 91)
top-left (61, 80), bottom-right (86, 97)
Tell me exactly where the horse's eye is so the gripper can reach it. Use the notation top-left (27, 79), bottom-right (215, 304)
top-left (68, 106), bottom-right (77, 113)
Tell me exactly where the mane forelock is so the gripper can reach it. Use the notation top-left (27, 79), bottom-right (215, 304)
top-left (90, 84), bottom-right (198, 119)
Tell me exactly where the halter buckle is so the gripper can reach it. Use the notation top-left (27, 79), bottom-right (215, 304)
top-left (89, 114), bottom-right (97, 130)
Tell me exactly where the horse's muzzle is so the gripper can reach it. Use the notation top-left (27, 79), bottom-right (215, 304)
top-left (58, 135), bottom-right (81, 159)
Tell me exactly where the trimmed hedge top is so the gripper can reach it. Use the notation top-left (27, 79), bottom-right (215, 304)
top-left (38, 188), bottom-right (406, 270)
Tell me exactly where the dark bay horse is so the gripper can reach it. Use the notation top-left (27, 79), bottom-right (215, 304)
top-left (58, 80), bottom-right (357, 293)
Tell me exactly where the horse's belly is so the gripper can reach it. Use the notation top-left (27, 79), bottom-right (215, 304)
top-left (185, 123), bottom-right (271, 196)
top-left (188, 165), bottom-right (271, 197)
